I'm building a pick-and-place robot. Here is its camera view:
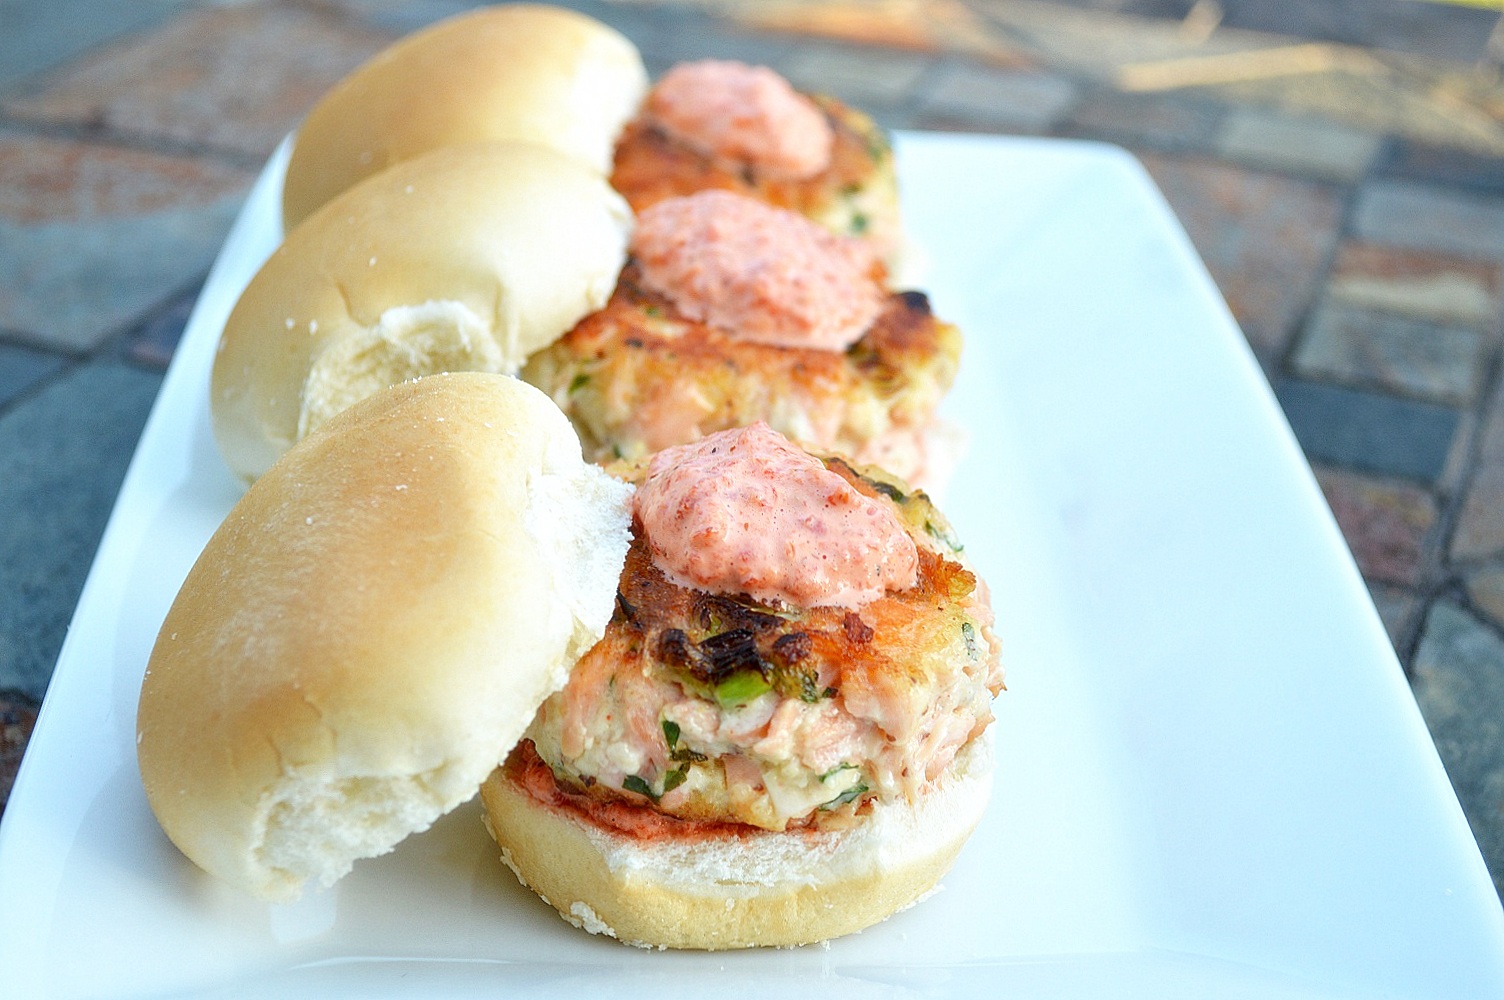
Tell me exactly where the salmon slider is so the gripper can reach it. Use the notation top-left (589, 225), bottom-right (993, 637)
top-left (482, 422), bottom-right (1004, 949)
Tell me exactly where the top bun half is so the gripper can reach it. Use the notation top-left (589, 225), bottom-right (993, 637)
top-left (138, 372), bottom-right (634, 902)
top-left (212, 140), bottom-right (632, 482)
top-left (283, 3), bottom-right (648, 228)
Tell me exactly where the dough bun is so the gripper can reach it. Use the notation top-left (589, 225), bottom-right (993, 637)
top-left (479, 733), bottom-right (993, 949)
top-left (137, 373), bottom-right (635, 902)
top-left (212, 140), bottom-right (632, 481)
top-left (283, 3), bottom-right (648, 227)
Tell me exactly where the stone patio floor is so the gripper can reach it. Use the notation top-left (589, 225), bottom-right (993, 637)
top-left (1, 0), bottom-right (1502, 900)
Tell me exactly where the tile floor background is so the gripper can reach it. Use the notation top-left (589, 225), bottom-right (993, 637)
top-left (1, 0), bottom-right (1502, 900)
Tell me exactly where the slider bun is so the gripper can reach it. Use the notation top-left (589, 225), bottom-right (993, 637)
top-left (283, 3), bottom-right (648, 227)
top-left (479, 733), bottom-right (992, 949)
top-left (138, 373), bottom-right (634, 902)
top-left (212, 140), bottom-right (631, 482)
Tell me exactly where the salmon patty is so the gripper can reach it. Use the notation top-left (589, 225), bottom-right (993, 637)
top-left (521, 262), bottom-right (960, 486)
top-left (613, 89), bottom-right (900, 262)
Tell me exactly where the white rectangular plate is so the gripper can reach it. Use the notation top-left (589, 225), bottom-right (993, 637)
top-left (1, 133), bottom-right (1501, 999)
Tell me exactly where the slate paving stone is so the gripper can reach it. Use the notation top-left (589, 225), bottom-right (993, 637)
top-left (1467, 567), bottom-right (1504, 630)
top-left (914, 61), bottom-right (1078, 132)
top-left (1276, 377), bottom-right (1459, 485)
top-left (1214, 108), bottom-right (1381, 182)
top-left (312, 0), bottom-right (479, 35)
top-left (0, 361), bottom-right (161, 702)
top-left (1314, 465), bottom-right (1437, 587)
top-left (1212, 0), bottom-right (1503, 65)
top-left (732, 0), bottom-right (1037, 69)
top-left (960, 0), bottom-right (1504, 156)
top-left (0, 0), bottom-right (191, 92)
top-left (1169, 50), bottom-right (1504, 159)
top-left (625, 14), bottom-right (799, 70)
top-left (1368, 582), bottom-right (1419, 654)
top-left (1138, 153), bottom-right (1344, 362)
top-left (966, 0), bottom-right (1257, 78)
top-left (1041, 0), bottom-right (1500, 64)
top-left (1326, 241), bottom-right (1502, 331)
top-left (1454, 378), bottom-right (1504, 561)
top-left (0, 132), bottom-right (251, 352)
top-left (1, 2), bottom-right (394, 161)
top-left (776, 41), bottom-right (936, 110)
top-left (325, 0), bottom-right (688, 43)
top-left (0, 343), bottom-right (66, 409)
top-left (1376, 139), bottom-right (1504, 200)
top-left (0, 694), bottom-right (39, 819)
top-left (124, 285), bottom-right (198, 371)
top-left (1292, 302), bottom-right (1491, 407)
top-left (1353, 180), bottom-right (1504, 262)
top-left (1061, 89), bottom-right (1225, 154)
top-left (1410, 600), bottom-right (1504, 897)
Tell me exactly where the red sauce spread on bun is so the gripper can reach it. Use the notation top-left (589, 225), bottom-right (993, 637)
top-left (630, 191), bottom-right (884, 351)
top-left (632, 423), bottom-right (919, 608)
top-left (645, 60), bottom-right (833, 179)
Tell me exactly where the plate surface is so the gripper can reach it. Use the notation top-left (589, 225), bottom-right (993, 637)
top-left (1, 133), bottom-right (1500, 999)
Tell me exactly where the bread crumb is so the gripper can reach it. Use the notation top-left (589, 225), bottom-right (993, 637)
top-left (568, 901), bottom-right (619, 939)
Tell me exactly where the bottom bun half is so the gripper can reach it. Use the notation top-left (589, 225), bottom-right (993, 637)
top-left (478, 732), bottom-right (993, 950)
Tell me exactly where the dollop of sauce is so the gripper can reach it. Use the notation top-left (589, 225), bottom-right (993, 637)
top-left (631, 191), bottom-right (884, 351)
top-left (633, 423), bottom-right (919, 608)
top-left (646, 60), bottom-right (834, 179)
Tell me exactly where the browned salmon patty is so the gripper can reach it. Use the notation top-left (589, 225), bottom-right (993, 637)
top-left (521, 263), bottom-right (960, 484)
top-left (611, 95), bottom-right (900, 257)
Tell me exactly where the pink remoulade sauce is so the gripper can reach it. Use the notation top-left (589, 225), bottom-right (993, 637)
top-left (630, 191), bottom-right (884, 351)
top-left (633, 423), bottom-right (919, 609)
top-left (645, 60), bottom-right (834, 179)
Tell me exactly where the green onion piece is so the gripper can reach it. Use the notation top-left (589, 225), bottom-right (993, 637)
top-left (662, 768), bottom-right (688, 794)
top-left (925, 518), bottom-right (964, 553)
top-left (662, 719), bottom-right (681, 750)
top-left (819, 763), bottom-right (858, 782)
top-left (567, 372), bottom-right (590, 394)
top-left (825, 783), bottom-right (869, 808)
top-left (622, 775), bottom-right (658, 801)
top-left (714, 670), bottom-right (772, 709)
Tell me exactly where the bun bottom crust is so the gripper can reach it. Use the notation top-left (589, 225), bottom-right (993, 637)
top-left (478, 733), bottom-right (993, 950)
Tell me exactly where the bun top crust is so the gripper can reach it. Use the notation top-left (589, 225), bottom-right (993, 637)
top-left (282, 3), bottom-right (649, 227)
top-left (212, 140), bottom-right (632, 482)
top-left (137, 373), bottom-right (634, 902)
